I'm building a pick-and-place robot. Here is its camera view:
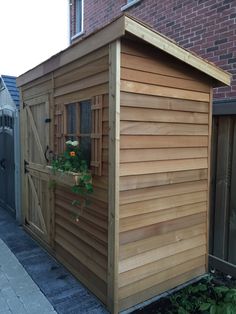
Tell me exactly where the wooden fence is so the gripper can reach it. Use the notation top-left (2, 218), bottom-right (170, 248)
top-left (210, 108), bottom-right (236, 277)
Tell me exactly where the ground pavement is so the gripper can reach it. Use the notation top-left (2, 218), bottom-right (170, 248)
top-left (0, 206), bottom-right (108, 314)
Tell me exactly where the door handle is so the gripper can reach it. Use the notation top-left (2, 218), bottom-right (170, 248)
top-left (0, 158), bottom-right (6, 170)
top-left (44, 145), bottom-right (54, 163)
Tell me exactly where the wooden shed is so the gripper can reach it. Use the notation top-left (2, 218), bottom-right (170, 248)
top-left (17, 15), bottom-right (231, 314)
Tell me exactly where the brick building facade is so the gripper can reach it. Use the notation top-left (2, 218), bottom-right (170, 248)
top-left (70, 0), bottom-right (236, 103)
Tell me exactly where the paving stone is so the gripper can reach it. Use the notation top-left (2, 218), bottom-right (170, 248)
top-left (0, 206), bottom-right (108, 314)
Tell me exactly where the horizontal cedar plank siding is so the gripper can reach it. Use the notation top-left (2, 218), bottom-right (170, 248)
top-left (118, 39), bottom-right (210, 310)
top-left (53, 46), bottom-right (109, 305)
top-left (21, 74), bottom-right (52, 100)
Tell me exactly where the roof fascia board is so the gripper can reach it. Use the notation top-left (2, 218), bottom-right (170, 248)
top-left (17, 15), bottom-right (126, 87)
top-left (124, 16), bottom-right (231, 87)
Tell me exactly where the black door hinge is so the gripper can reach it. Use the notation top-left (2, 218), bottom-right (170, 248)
top-left (24, 160), bottom-right (29, 173)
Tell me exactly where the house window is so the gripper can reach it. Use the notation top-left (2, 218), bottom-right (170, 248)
top-left (65, 100), bottom-right (91, 165)
top-left (121, 0), bottom-right (141, 11)
top-left (71, 0), bottom-right (84, 39)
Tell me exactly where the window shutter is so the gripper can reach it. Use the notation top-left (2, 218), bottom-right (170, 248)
top-left (91, 95), bottom-right (103, 176)
top-left (54, 104), bottom-right (65, 155)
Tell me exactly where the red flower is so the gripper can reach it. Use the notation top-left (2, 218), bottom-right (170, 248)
top-left (70, 151), bottom-right (76, 157)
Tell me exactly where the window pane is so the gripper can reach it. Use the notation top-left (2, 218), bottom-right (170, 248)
top-left (66, 103), bottom-right (77, 136)
top-left (80, 136), bottom-right (91, 166)
top-left (75, 0), bottom-right (82, 34)
top-left (80, 100), bottom-right (91, 134)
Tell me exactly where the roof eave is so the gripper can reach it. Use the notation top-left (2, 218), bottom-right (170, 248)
top-left (17, 15), bottom-right (126, 87)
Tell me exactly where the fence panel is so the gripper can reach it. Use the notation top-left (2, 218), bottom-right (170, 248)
top-left (210, 115), bottom-right (236, 276)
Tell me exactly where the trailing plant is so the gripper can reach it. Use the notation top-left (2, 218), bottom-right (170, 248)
top-left (50, 140), bottom-right (93, 220)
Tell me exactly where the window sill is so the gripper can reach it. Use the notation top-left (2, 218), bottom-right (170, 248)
top-left (71, 30), bottom-right (85, 41)
top-left (121, 0), bottom-right (141, 11)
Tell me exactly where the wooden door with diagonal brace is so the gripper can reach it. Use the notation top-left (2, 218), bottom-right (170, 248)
top-left (21, 95), bottom-right (52, 244)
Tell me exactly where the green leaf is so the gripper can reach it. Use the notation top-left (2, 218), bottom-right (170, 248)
top-left (199, 302), bottom-right (211, 311)
top-left (210, 304), bottom-right (217, 314)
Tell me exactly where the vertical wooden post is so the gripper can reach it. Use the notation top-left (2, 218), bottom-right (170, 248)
top-left (19, 90), bottom-right (28, 225)
top-left (108, 40), bottom-right (120, 314)
top-left (206, 88), bottom-right (213, 270)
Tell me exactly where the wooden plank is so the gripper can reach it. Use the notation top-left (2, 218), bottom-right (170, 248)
top-left (54, 83), bottom-right (108, 104)
top-left (55, 233), bottom-right (107, 281)
top-left (54, 46), bottom-right (109, 78)
top-left (121, 92), bottom-right (209, 113)
top-left (120, 121), bottom-right (208, 136)
top-left (120, 202), bottom-right (207, 232)
top-left (25, 104), bottom-right (46, 164)
top-left (121, 80), bottom-right (210, 102)
top-left (120, 135), bottom-right (208, 149)
top-left (121, 50), bottom-right (206, 83)
top-left (56, 207), bottom-right (107, 244)
top-left (120, 180), bottom-right (208, 205)
top-left (120, 106), bottom-right (208, 124)
top-left (119, 234), bottom-right (206, 273)
top-left (56, 215), bottom-right (107, 256)
top-left (120, 212), bottom-right (206, 245)
top-left (121, 67), bottom-right (210, 93)
top-left (23, 80), bottom-right (52, 100)
top-left (205, 89), bottom-right (212, 270)
top-left (213, 116), bottom-right (233, 259)
top-left (119, 266), bottom-right (205, 311)
top-left (27, 175), bottom-right (47, 234)
top-left (120, 223), bottom-right (206, 260)
top-left (55, 225), bottom-right (107, 269)
top-left (54, 71), bottom-right (109, 97)
top-left (54, 56), bottom-right (108, 88)
top-left (209, 254), bottom-right (236, 279)
top-left (124, 16), bottom-right (231, 86)
top-left (228, 118), bottom-right (236, 264)
top-left (209, 116), bottom-right (218, 255)
top-left (120, 148), bottom-right (208, 163)
top-left (120, 169), bottom-right (207, 191)
top-left (120, 191), bottom-right (207, 218)
top-left (55, 243), bottom-right (107, 304)
top-left (107, 40), bottom-right (120, 314)
top-left (119, 255), bottom-right (205, 299)
top-left (119, 245), bottom-right (206, 287)
top-left (120, 158), bottom-right (208, 176)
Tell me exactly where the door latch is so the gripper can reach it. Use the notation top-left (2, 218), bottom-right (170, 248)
top-left (24, 160), bottom-right (29, 174)
top-left (0, 158), bottom-right (6, 170)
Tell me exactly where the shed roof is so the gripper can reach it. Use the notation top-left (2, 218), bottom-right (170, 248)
top-left (17, 14), bottom-right (231, 87)
top-left (1, 75), bottom-right (20, 107)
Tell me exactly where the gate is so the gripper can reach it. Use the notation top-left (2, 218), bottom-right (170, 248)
top-left (0, 108), bottom-right (15, 213)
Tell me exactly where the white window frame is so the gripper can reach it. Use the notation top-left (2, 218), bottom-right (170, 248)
top-left (71, 0), bottom-right (84, 40)
top-left (121, 0), bottom-right (141, 11)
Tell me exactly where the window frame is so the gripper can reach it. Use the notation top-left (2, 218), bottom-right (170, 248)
top-left (121, 0), bottom-right (141, 11)
top-left (64, 100), bottom-right (92, 166)
top-left (71, 0), bottom-right (84, 40)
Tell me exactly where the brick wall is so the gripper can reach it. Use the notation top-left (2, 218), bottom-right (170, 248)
top-left (70, 0), bottom-right (236, 100)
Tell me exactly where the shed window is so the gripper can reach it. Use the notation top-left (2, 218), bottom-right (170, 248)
top-left (65, 100), bottom-right (91, 165)
top-left (71, 0), bottom-right (84, 39)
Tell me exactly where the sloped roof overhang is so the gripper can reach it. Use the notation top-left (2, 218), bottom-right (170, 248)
top-left (17, 15), bottom-right (231, 88)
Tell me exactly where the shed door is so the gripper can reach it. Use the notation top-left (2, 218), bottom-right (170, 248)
top-left (0, 109), bottom-right (15, 213)
top-left (22, 95), bottom-right (51, 244)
